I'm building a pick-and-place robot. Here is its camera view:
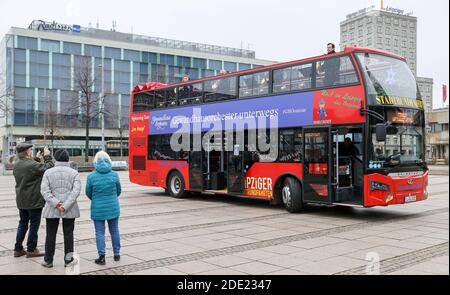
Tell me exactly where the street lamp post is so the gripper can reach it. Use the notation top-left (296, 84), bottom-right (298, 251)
top-left (42, 88), bottom-right (49, 143)
top-left (2, 91), bottom-right (12, 171)
top-left (98, 63), bottom-right (105, 151)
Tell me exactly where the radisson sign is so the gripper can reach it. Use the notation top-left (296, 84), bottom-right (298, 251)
top-left (28, 20), bottom-right (81, 33)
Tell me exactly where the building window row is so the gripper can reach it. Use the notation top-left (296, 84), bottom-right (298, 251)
top-left (430, 123), bottom-right (449, 133)
top-left (12, 85), bottom-right (131, 129)
top-left (14, 36), bottom-right (254, 74)
top-left (375, 37), bottom-right (412, 49)
top-left (12, 49), bottom-right (252, 93)
top-left (375, 17), bottom-right (415, 28)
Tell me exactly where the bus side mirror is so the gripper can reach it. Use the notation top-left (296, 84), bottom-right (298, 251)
top-left (376, 124), bottom-right (387, 142)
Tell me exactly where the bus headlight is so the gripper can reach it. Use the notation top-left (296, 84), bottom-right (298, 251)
top-left (370, 181), bottom-right (390, 192)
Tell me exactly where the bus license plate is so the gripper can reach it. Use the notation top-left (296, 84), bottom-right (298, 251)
top-left (405, 195), bottom-right (417, 203)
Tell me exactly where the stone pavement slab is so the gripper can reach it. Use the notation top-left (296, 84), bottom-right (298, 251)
top-left (0, 172), bottom-right (447, 275)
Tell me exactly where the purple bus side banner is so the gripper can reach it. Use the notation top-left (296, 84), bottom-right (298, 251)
top-left (149, 92), bottom-right (314, 135)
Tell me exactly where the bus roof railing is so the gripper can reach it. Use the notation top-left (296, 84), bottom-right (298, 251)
top-left (131, 46), bottom-right (405, 94)
top-left (344, 46), bottom-right (406, 61)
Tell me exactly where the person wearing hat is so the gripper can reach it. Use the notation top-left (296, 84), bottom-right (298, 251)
top-left (13, 144), bottom-right (54, 258)
top-left (40, 149), bottom-right (81, 268)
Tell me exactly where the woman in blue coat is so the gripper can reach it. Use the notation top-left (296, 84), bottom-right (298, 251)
top-left (86, 151), bottom-right (121, 265)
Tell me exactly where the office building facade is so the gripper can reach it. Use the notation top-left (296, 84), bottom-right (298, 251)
top-left (416, 76), bottom-right (434, 113)
top-left (339, 5), bottom-right (434, 115)
top-left (340, 5), bottom-right (418, 74)
top-left (0, 20), bottom-right (273, 161)
top-left (427, 108), bottom-right (449, 164)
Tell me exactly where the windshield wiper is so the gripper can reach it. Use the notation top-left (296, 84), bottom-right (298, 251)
top-left (381, 152), bottom-right (402, 167)
top-left (413, 160), bottom-right (427, 169)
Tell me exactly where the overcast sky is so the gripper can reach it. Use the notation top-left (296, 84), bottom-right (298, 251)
top-left (0, 0), bottom-right (448, 108)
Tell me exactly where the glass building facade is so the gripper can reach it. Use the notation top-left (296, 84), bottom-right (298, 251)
top-left (0, 23), bottom-right (271, 158)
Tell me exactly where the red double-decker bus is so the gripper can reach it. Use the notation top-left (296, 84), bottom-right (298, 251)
top-left (129, 46), bottom-right (428, 213)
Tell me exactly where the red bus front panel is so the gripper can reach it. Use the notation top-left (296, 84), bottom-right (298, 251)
top-left (363, 171), bottom-right (428, 207)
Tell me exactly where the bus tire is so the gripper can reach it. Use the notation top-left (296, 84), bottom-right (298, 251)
top-left (281, 177), bottom-right (303, 213)
top-left (167, 171), bottom-right (189, 199)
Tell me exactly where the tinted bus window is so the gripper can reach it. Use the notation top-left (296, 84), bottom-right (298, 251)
top-left (178, 82), bottom-right (203, 105)
top-left (204, 77), bottom-right (237, 102)
top-left (155, 90), bottom-right (166, 108)
top-left (279, 129), bottom-right (303, 162)
top-left (239, 71), bottom-right (269, 97)
top-left (166, 88), bottom-right (177, 107)
top-left (148, 134), bottom-right (188, 160)
top-left (273, 68), bottom-right (290, 93)
top-left (273, 63), bottom-right (312, 93)
top-left (132, 92), bottom-right (154, 112)
top-left (291, 64), bottom-right (313, 90)
top-left (315, 55), bottom-right (358, 88)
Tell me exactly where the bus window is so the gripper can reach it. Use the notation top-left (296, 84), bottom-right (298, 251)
top-left (291, 64), bottom-right (312, 90)
top-left (239, 71), bottom-right (269, 97)
top-left (204, 76), bottom-right (236, 102)
top-left (166, 88), bottom-right (177, 107)
top-left (273, 68), bottom-right (291, 93)
top-left (239, 75), bottom-right (253, 97)
top-left (316, 56), bottom-right (358, 88)
top-left (279, 128), bottom-right (303, 162)
top-left (132, 91), bottom-right (154, 112)
top-left (148, 134), bottom-right (188, 160)
top-left (155, 90), bottom-right (166, 108)
top-left (178, 82), bottom-right (203, 105)
top-left (304, 131), bottom-right (328, 175)
top-left (273, 64), bottom-right (312, 93)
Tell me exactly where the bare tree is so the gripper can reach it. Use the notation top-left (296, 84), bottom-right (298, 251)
top-left (42, 99), bottom-right (63, 155)
top-left (0, 89), bottom-right (13, 166)
top-left (0, 93), bottom-right (8, 116)
top-left (0, 89), bottom-right (13, 119)
top-left (70, 57), bottom-right (109, 163)
top-left (102, 103), bottom-right (126, 158)
top-left (117, 123), bottom-right (127, 158)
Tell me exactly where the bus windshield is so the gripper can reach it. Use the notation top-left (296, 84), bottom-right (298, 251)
top-left (369, 107), bottom-right (425, 168)
top-left (356, 53), bottom-right (419, 99)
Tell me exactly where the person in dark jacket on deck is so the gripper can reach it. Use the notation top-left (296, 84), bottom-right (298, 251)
top-left (13, 143), bottom-right (54, 258)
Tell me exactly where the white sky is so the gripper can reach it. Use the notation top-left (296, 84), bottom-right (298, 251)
top-left (0, 0), bottom-right (448, 108)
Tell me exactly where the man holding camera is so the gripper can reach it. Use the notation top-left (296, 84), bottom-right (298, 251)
top-left (13, 144), bottom-right (54, 258)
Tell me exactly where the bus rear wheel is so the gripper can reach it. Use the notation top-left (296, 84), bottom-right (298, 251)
top-left (281, 177), bottom-right (303, 213)
top-left (167, 171), bottom-right (189, 199)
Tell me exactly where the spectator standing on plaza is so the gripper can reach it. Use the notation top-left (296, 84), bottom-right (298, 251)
top-left (40, 149), bottom-right (81, 268)
top-left (13, 144), bottom-right (54, 258)
top-left (85, 151), bottom-right (122, 265)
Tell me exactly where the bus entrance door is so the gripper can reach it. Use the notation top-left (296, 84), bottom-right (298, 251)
top-left (227, 143), bottom-right (244, 194)
top-left (302, 127), bottom-right (333, 204)
top-left (189, 150), bottom-right (204, 191)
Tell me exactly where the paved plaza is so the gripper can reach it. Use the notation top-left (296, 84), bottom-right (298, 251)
top-left (0, 171), bottom-right (448, 275)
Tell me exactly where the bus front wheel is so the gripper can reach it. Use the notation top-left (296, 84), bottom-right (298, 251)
top-left (167, 171), bottom-right (189, 199)
top-left (281, 177), bottom-right (303, 213)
